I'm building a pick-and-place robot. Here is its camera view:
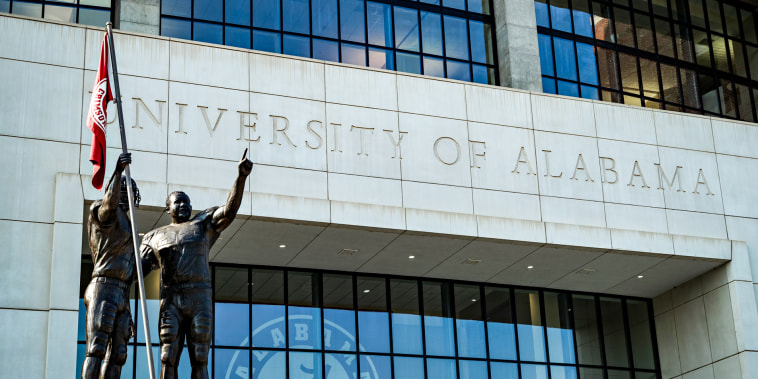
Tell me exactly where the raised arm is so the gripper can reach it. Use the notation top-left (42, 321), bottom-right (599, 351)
top-left (97, 153), bottom-right (131, 223)
top-left (212, 149), bottom-right (253, 232)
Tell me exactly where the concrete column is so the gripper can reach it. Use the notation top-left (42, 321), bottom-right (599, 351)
top-left (114, 0), bottom-right (160, 35)
top-left (491, 0), bottom-right (543, 92)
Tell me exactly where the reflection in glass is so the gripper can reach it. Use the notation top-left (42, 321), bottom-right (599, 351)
top-left (459, 359), bottom-right (487, 379)
top-left (313, 39), bottom-right (339, 62)
top-left (253, 0), bottom-right (280, 30)
top-left (730, 40), bottom-right (747, 78)
top-left (162, 18), bottom-right (191, 39)
top-left (12, 1), bottom-right (41, 17)
top-left (214, 348), bottom-right (248, 378)
top-left (225, 0), bottom-right (250, 26)
top-left (558, 80), bottom-right (579, 96)
top-left (535, 0), bottom-right (549, 28)
top-left (706, 0), bottom-right (723, 34)
top-left (572, 0), bottom-right (593, 37)
top-left (693, 29), bottom-right (712, 68)
top-left (627, 299), bottom-right (655, 370)
top-left (288, 271), bottom-right (321, 349)
top-left (283, 34), bottom-right (310, 58)
top-left (252, 350), bottom-right (286, 378)
top-left (490, 361), bottom-right (518, 377)
top-left (226, 26), bottom-right (251, 49)
top-left (340, 0), bottom-right (365, 43)
top-left (44, 4), bottom-right (75, 22)
top-left (515, 289), bottom-right (546, 362)
top-left (395, 6), bottom-right (419, 52)
top-left (467, 0), bottom-right (487, 15)
top-left (579, 366), bottom-right (604, 379)
top-left (614, 8), bottom-right (634, 47)
top-left (444, 15), bottom-right (469, 60)
top-left (554, 37), bottom-right (577, 81)
top-left (485, 287), bottom-right (517, 360)
top-left (576, 42), bottom-right (598, 85)
top-left (289, 351), bottom-right (322, 378)
top-left (608, 369), bottom-right (632, 378)
top-left (367, 2), bottom-right (393, 47)
top-left (640, 58), bottom-right (661, 100)
top-left (543, 77), bottom-right (557, 94)
top-left (469, 21), bottom-right (492, 64)
top-left (394, 356), bottom-right (424, 379)
top-left (539, 34), bottom-right (554, 77)
top-left (252, 269), bottom-right (285, 348)
top-left (194, 0), bottom-right (222, 22)
top-left (427, 358), bottom-right (456, 379)
top-left (391, 279), bottom-right (423, 354)
top-left (214, 267), bottom-right (249, 347)
top-left (699, 73), bottom-right (720, 113)
top-left (572, 295), bottom-right (602, 365)
top-left (312, 0), bottom-right (338, 38)
top-left (423, 281), bottom-right (455, 357)
top-left (592, 2), bottom-right (614, 42)
top-left (283, 0), bottom-right (310, 34)
top-left (194, 21), bottom-right (223, 45)
top-left (544, 292), bottom-right (575, 364)
top-left (619, 53), bottom-right (640, 95)
top-left (162, 0), bottom-right (190, 17)
top-left (720, 79), bottom-right (737, 118)
top-left (600, 297), bottom-right (629, 367)
top-left (551, 365), bottom-right (578, 379)
top-left (442, 0), bottom-right (464, 11)
top-left (736, 84), bottom-right (754, 122)
top-left (357, 276), bottom-right (390, 353)
top-left (397, 52), bottom-right (421, 74)
top-left (362, 355), bottom-right (391, 379)
top-left (634, 12), bottom-right (654, 53)
top-left (421, 11), bottom-right (443, 56)
top-left (327, 353), bottom-right (357, 377)
top-left (655, 19), bottom-right (675, 58)
top-left (424, 56), bottom-right (445, 78)
top-left (581, 85), bottom-right (599, 100)
top-left (550, 0), bottom-right (572, 33)
top-left (521, 363), bottom-right (549, 379)
top-left (135, 345), bottom-right (163, 378)
top-left (341, 43), bottom-right (366, 66)
top-left (454, 284), bottom-right (486, 358)
top-left (447, 60), bottom-right (471, 81)
top-left (0, 0), bottom-right (9, 13)
top-left (743, 9), bottom-right (758, 44)
top-left (323, 274), bottom-right (355, 352)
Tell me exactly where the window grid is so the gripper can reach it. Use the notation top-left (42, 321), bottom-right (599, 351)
top-left (1, 0), bottom-right (112, 26)
top-left (536, 0), bottom-right (758, 122)
top-left (76, 260), bottom-right (662, 378)
top-left (159, 0), bottom-right (498, 84)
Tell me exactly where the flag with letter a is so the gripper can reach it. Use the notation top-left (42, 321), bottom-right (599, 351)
top-left (86, 32), bottom-right (115, 189)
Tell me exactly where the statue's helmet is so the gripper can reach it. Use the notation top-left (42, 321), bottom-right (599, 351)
top-left (108, 175), bottom-right (140, 207)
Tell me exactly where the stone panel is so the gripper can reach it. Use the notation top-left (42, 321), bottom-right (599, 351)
top-left (534, 131), bottom-right (603, 201)
top-left (45, 310), bottom-right (78, 379)
top-left (49, 223), bottom-right (83, 311)
top-left (653, 111), bottom-right (714, 153)
top-left (658, 147), bottom-right (723, 214)
top-left (465, 84), bottom-right (532, 128)
top-left (655, 310), bottom-right (682, 378)
top-left (712, 118), bottom-right (758, 158)
top-left (594, 102), bottom-right (657, 145)
top-left (0, 15), bottom-right (84, 68)
top-left (0, 220), bottom-right (53, 310)
top-left (84, 29), bottom-right (168, 80)
top-left (169, 41), bottom-right (249, 90)
top-left (703, 285), bottom-right (738, 361)
top-left (597, 139), bottom-right (664, 208)
top-left (674, 297), bottom-right (713, 373)
top-left (532, 93), bottom-right (596, 137)
top-left (717, 154), bottom-right (758, 219)
top-left (250, 53), bottom-right (325, 101)
top-left (468, 122), bottom-right (538, 194)
top-left (324, 64), bottom-right (397, 111)
top-left (397, 74), bottom-right (466, 120)
top-left (0, 309), bottom-right (48, 378)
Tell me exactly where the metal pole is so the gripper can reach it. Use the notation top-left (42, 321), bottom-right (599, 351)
top-left (105, 22), bottom-right (157, 379)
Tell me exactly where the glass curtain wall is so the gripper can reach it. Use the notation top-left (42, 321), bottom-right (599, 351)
top-left (160, 0), bottom-right (498, 84)
top-left (76, 259), bottom-right (661, 378)
top-left (1, 0), bottom-right (110, 25)
top-left (535, 0), bottom-right (758, 122)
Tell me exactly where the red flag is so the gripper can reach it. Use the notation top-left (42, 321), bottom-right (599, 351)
top-left (86, 32), bottom-right (115, 190)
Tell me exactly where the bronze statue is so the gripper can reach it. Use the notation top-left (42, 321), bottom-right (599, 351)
top-left (140, 150), bottom-right (253, 379)
top-left (82, 153), bottom-right (140, 379)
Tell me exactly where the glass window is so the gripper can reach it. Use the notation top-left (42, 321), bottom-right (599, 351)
top-left (539, 34), bottom-right (554, 77)
top-left (323, 274), bottom-right (355, 352)
top-left (515, 289), bottom-right (547, 362)
top-left (730, 40), bottom-right (747, 78)
top-left (736, 83), bottom-right (754, 122)
top-left (251, 269), bottom-right (285, 348)
top-left (395, 6), bottom-right (419, 52)
top-left (283, 0), bottom-right (310, 34)
top-left (640, 58), bottom-right (661, 100)
top-left (521, 363), bottom-right (549, 379)
top-left (162, 0), bottom-right (190, 17)
top-left (194, 0), bottom-right (222, 22)
top-left (743, 9), bottom-right (757, 44)
top-left (0, 0), bottom-right (10, 13)
top-left (459, 359), bottom-right (488, 378)
top-left (485, 287), bottom-right (517, 360)
top-left (447, 60), bottom-right (471, 81)
top-left (543, 77), bottom-right (557, 94)
top-left (558, 80), bottom-right (579, 96)
top-left (554, 37), bottom-right (577, 81)
top-left (472, 64), bottom-right (490, 84)
top-left (397, 51), bottom-right (421, 74)
top-left (253, 0), bottom-right (280, 30)
top-left (634, 12), bottom-right (655, 53)
top-left (422, 281), bottom-right (455, 357)
top-left (551, 365), bottom-right (578, 379)
top-left (162, 17), bottom-right (191, 39)
top-left (442, 0), bottom-right (464, 11)
top-left (469, 20), bottom-right (492, 64)
top-left (288, 271), bottom-right (321, 350)
top-left (193, 21), bottom-right (223, 44)
top-left (444, 15), bottom-right (469, 60)
top-left (619, 52), bottom-right (640, 95)
top-left (313, 39), bottom-right (339, 61)
top-left (312, 0), bottom-right (338, 38)
top-left (572, 295), bottom-right (602, 365)
top-left (615, 7), bottom-right (635, 47)
top-left (572, 0), bottom-right (593, 37)
top-left (12, 1), bottom-right (42, 17)
top-left (627, 299), bottom-right (655, 370)
top-left (426, 358), bottom-right (456, 379)
top-left (454, 284), bottom-right (486, 358)
top-left (421, 11), bottom-right (443, 56)
top-left (655, 18), bottom-right (675, 58)
top-left (362, 355), bottom-right (391, 379)
top-left (581, 85), bottom-right (599, 100)
top-left (490, 361), bottom-right (518, 377)
top-left (226, 26), bottom-right (251, 49)
top-left (290, 351), bottom-right (322, 378)
top-left (592, 2), bottom-right (615, 42)
top-left (215, 348), bottom-right (247, 378)
top-left (253, 30), bottom-right (281, 53)
top-left (283, 34), bottom-right (310, 57)
top-left (706, 0), bottom-right (723, 34)
top-left (367, 2), bottom-right (393, 47)
top-left (467, 0), bottom-right (488, 15)
top-left (340, 0), bottom-right (365, 43)
top-left (214, 267), bottom-right (249, 347)
top-left (369, 47), bottom-right (395, 70)
top-left (394, 356), bottom-right (424, 379)
top-left (424, 56), bottom-right (445, 78)
top-left (550, 0), bottom-right (572, 33)
top-left (576, 41), bottom-right (598, 85)
top-left (225, 0), bottom-right (250, 25)
top-left (600, 297), bottom-right (630, 368)
top-left (341, 42), bottom-right (366, 65)
top-left (44, 4), bottom-right (76, 22)
top-left (535, 0), bottom-right (549, 28)
top-left (544, 292), bottom-right (575, 364)
top-left (390, 279), bottom-right (423, 354)
top-left (252, 349), bottom-right (285, 378)
top-left (357, 276), bottom-right (390, 353)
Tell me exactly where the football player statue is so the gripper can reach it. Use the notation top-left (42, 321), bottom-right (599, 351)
top-left (140, 149), bottom-right (252, 379)
top-left (82, 153), bottom-right (140, 379)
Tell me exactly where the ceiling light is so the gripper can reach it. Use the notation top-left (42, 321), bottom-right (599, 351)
top-left (637, 275), bottom-right (644, 279)
top-left (338, 248), bottom-right (359, 255)
top-left (527, 265), bottom-right (534, 269)
top-left (408, 255), bottom-right (415, 259)
top-left (363, 289), bottom-right (370, 293)
top-left (471, 299), bottom-right (477, 302)
top-left (463, 258), bottom-right (481, 265)
top-left (279, 244), bottom-right (286, 248)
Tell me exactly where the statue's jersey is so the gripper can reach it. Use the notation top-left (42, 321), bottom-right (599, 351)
top-left (141, 207), bottom-right (220, 287)
top-left (88, 200), bottom-right (135, 282)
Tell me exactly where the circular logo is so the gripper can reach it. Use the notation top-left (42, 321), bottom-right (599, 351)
top-left (225, 314), bottom-right (380, 379)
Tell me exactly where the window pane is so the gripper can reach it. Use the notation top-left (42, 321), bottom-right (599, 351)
top-left (426, 358), bottom-right (456, 379)
top-left (395, 6), bottom-right (419, 51)
top-left (357, 276), bottom-right (390, 353)
top-left (251, 269), bottom-right (285, 348)
top-left (580, 367), bottom-right (604, 379)
top-left (370, 47), bottom-right (395, 70)
top-left (162, 0), bottom-right (190, 18)
top-left (535, 0), bottom-right (549, 28)
top-left (472, 64), bottom-right (490, 84)
top-left (444, 15), bottom-right (468, 60)
top-left (723, 4), bottom-right (739, 37)
top-left (592, 2), bottom-right (614, 42)
top-left (640, 58), bottom-right (660, 101)
top-left (706, 0), bottom-right (722, 34)
top-left (390, 279), bottom-right (422, 354)
top-left (326, 353), bottom-right (357, 377)
top-left (194, 0), bottom-right (222, 22)
top-left (397, 51), bottom-right (421, 74)
top-left (421, 11), bottom-right (443, 56)
top-left (424, 56), bottom-right (445, 78)
top-left (615, 8), bottom-right (634, 47)
top-left (572, 0), bottom-right (593, 37)
top-left (283, 0), bottom-right (309, 33)
top-left (467, 0), bottom-right (487, 15)
top-left (367, 2), bottom-right (393, 47)
top-left (14, 1), bottom-right (42, 18)
top-left (736, 84), bottom-right (754, 122)
top-left (608, 369), bottom-right (632, 378)
top-left (699, 73), bottom-right (720, 113)
top-left (423, 281), bottom-right (455, 357)
top-left (394, 356), bottom-right (424, 379)
top-left (554, 37), bottom-right (577, 81)
top-left (226, 26), bottom-right (251, 48)
top-left (634, 12), bottom-right (654, 53)
top-left (485, 287), bottom-right (517, 360)
top-left (323, 274), bottom-right (354, 352)
top-left (720, 79), bottom-right (737, 118)
top-left (446, 60), bottom-right (470, 81)
top-left (681, 67), bottom-right (700, 108)
top-left (469, 20), bottom-right (492, 64)
top-left (44, 4), bottom-right (76, 22)
top-left (0, 0), bottom-right (9, 13)
top-left (521, 364), bottom-right (549, 379)
top-left (362, 355), bottom-right (391, 379)
top-left (693, 29), bottom-right (711, 68)
top-left (225, 0), bottom-right (250, 25)
top-left (214, 348), bottom-right (248, 378)
top-left (490, 361), bottom-right (518, 377)
top-left (730, 40), bottom-right (747, 78)
top-left (253, 0), bottom-right (280, 30)
top-left (193, 21), bottom-right (222, 44)
top-left (675, 25), bottom-right (695, 63)
top-left (545, 292), bottom-right (575, 364)
top-left (214, 267), bottom-right (249, 347)
top-left (573, 295), bottom-right (602, 365)
top-left (576, 42), bottom-right (598, 85)
top-left (712, 35), bottom-right (729, 72)
top-left (312, 0), bottom-right (338, 38)
top-left (551, 365), bottom-right (578, 379)
top-left (340, 0), bottom-right (365, 43)
top-left (515, 289), bottom-right (546, 362)
top-left (743, 10), bottom-right (757, 44)
top-left (459, 360), bottom-right (487, 379)
top-left (600, 297), bottom-right (629, 367)
top-left (550, 0), bottom-right (572, 33)
top-left (558, 80), bottom-right (579, 96)
top-left (619, 52), bottom-right (640, 95)
top-left (689, 0), bottom-right (706, 28)
top-left (543, 77), bottom-right (557, 94)
top-left (253, 30), bottom-right (281, 53)
top-left (313, 39), bottom-right (339, 61)
top-left (655, 18), bottom-right (674, 58)
top-left (341, 42), bottom-right (366, 66)
top-left (454, 284), bottom-right (486, 358)
top-left (581, 85), bottom-right (599, 100)
top-left (283, 34), bottom-right (310, 57)
top-left (442, 0), bottom-right (464, 11)
top-left (289, 352), bottom-right (322, 378)
top-left (627, 300), bottom-right (655, 370)
top-left (162, 17), bottom-right (191, 39)
top-left (252, 350), bottom-right (285, 378)
top-left (538, 34), bottom-right (554, 76)
top-left (288, 271), bottom-right (321, 349)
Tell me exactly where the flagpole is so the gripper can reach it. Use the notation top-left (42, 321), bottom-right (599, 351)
top-left (105, 22), bottom-right (157, 379)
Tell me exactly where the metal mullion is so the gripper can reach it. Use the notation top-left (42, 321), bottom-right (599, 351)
top-left (440, 13), bottom-right (447, 77)
top-left (353, 275), bottom-right (361, 377)
top-left (283, 269), bottom-right (289, 378)
top-left (386, 278), bottom-right (395, 378)
top-left (567, 294), bottom-right (580, 378)
top-left (621, 299), bottom-right (635, 375)
top-left (479, 286), bottom-right (492, 379)
top-left (549, 33), bottom-right (559, 93)
top-left (538, 291), bottom-right (552, 379)
top-left (417, 7), bottom-right (424, 72)
top-left (336, 0), bottom-right (342, 62)
top-left (247, 268), bottom-right (253, 379)
top-left (510, 287), bottom-right (522, 377)
top-left (645, 299), bottom-right (662, 378)
top-left (211, 266), bottom-right (216, 379)
top-left (308, 0), bottom-right (313, 57)
top-left (279, 0), bottom-right (284, 52)
top-left (363, 0), bottom-right (369, 65)
top-left (319, 273), bottom-right (326, 379)
top-left (418, 280), bottom-right (428, 379)
top-left (593, 296), bottom-right (608, 378)
top-left (449, 282), bottom-right (460, 378)
top-left (465, 18), bottom-right (473, 81)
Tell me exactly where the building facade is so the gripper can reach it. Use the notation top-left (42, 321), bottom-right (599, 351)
top-left (1, 0), bottom-right (758, 377)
